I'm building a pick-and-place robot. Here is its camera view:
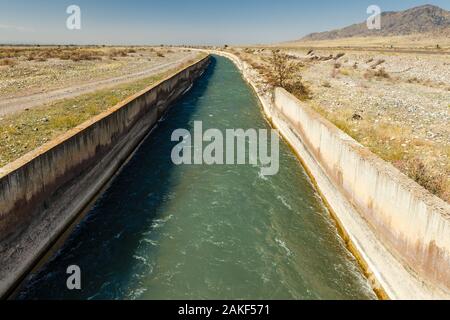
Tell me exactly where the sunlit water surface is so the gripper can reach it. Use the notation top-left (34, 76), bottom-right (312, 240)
top-left (17, 56), bottom-right (376, 300)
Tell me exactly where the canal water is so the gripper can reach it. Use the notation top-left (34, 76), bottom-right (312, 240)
top-left (17, 56), bottom-right (375, 300)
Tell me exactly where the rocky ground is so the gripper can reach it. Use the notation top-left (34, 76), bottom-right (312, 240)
top-left (231, 47), bottom-right (450, 202)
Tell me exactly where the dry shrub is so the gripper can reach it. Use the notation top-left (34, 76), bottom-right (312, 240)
top-left (69, 50), bottom-right (103, 62)
top-left (24, 48), bottom-right (105, 62)
top-left (108, 49), bottom-right (130, 59)
top-left (364, 68), bottom-right (390, 79)
top-left (285, 78), bottom-right (311, 101)
top-left (374, 68), bottom-right (390, 78)
top-left (268, 50), bottom-right (298, 87)
top-left (396, 158), bottom-right (446, 198)
top-left (340, 68), bottom-right (351, 76)
top-left (266, 50), bottom-right (312, 101)
top-left (407, 77), bottom-right (420, 83)
top-left (157, 52), bottom-right (165, 58)
top-left (0, 58), bottom-right (17, 67)
top-left (0, 48), bottom-right (21, 59)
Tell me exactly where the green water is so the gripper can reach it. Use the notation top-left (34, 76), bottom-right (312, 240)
top-left (17, 56), bottom-right (375, 300)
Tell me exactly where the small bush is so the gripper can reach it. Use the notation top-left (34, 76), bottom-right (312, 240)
top-left (407, 77), bottom-right (420, 83)
top-left (374, 68), bottom-right (390, 79)
top-left (0, 58), bottom-right (17, 67)
top-left (399, 159), bottom-right (445, 197)
top-left (285, 78), bottom-right (311, 101)
top-left (265, 50), bottom-right (312, 100)
top-left (364, 68), bottom-right (390, 79)
top-left (108, 49), bottom-right (129, 59)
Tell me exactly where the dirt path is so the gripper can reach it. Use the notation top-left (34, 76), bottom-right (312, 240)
top-left (0, 52), bottom-right (198, 117)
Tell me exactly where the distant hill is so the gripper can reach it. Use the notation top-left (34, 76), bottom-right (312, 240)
top-left (300, 5), bottom-right (450, 41)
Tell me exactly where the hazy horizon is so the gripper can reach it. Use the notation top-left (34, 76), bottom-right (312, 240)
top-left (1, 0), bottom-right (449, 46)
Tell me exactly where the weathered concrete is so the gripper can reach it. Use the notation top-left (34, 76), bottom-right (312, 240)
top-left (0, 55), bottom-right (210, 298)
top-left (212, 50), bottom-right (450, 299)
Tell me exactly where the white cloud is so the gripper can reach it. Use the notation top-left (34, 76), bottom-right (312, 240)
top-left (0, 24), bottom-right (35, 32)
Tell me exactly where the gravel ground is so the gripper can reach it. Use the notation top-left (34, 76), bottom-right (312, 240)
top-left (0, 47), bottom-right (193, 100)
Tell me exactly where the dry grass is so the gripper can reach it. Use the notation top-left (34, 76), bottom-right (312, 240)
top-left (396, 158), bottom-right (446, 197)
top-left (0, 47), bottom-right (154, 64)
top-left (238, 50), bottom-right (312, 101)
top-left (310, 103), bottom-right (449, 201)
top-left (364, 68), bottom-right (391, 80)
top-left (23, 48), bottom-right (106, 62)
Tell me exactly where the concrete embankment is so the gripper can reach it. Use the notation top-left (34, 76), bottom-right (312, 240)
top-left (0, 55), bottom-right (210, 298)
top-left (212, 50), bottom-right (450, 299)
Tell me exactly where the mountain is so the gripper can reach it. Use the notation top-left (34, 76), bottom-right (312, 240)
top-left (300, 5), bottom-right (450, 41)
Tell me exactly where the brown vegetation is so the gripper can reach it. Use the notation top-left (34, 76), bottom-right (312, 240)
top-left (267, 50), bottom-right (311, 100)
top-left (0, 47), bottom-right (145, 64)
top-left (364, 68), bottom-right (390, 79)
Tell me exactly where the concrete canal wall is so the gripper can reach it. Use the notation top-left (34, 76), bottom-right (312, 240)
top-left (212, 50), bottom-right (450, 299)
top-left (273, 88), bottom-right (450, 300)
top-left (0, 55), bottom-right (210, 298)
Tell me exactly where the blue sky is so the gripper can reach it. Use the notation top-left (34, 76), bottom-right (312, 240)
top-left (0, 0), bottom-right (449, 45)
